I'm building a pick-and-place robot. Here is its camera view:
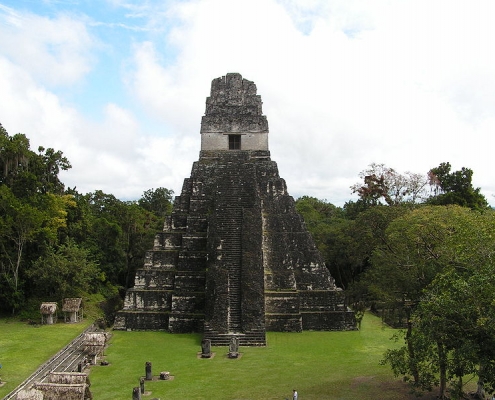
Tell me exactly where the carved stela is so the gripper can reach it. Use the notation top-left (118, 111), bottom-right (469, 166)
top-left (114, 73), bottom-right (356, 345)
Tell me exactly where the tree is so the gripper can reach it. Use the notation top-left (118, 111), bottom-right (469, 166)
top-left (379, 207), bottom-right (495, 398)
top-left (0, 129), bottom-right (31, 188)
top-left (417, 266), bottom-right (495, 399)
top-left (0, 126), bottom-right (71, 197)
top-left (351, 163), bottom-right (428, 206)
top-left (345, 204), bottom-right (412, 307)
top-left (83, 191), bottom-right (127, 286)
top-left (382, 328), bottom-right (439, 395)
top-left (366, 206), bottom-right (472, 313)
top-left (0, 125), bottom-right (174, 314)
top-left (0, 125), bottom-right (75, 313)
top-left (118, 202), bottom-right (159, 289)
top-left (34, 146), bottom-right (71, 194)
top-left (27, 240), bottom-right (103, 300)
top-left (427, 162), bottom-right (488, 211)
top-left (0, 186), bottom-right (75, 313)
top-left (78, 190), bottom-right (161, 289)
top-left (385, 263), bottom-right (495, 400)
top-left (138, 187), bottom-right (174, 218)
top-left (0, 186), bottom-right (43, 313)
top-left (369, 206), bottom-right (467, 390)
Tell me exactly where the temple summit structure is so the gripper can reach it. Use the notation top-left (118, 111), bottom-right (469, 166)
top-left (114, 73), bottom-right (356, 345)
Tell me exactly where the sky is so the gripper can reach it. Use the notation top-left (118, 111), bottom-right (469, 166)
top-left (1, 0), bottom-right (494, 207)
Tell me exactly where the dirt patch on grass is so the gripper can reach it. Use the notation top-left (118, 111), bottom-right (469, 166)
top-left (350, 375), bottom-right (375, 387)
top-left (351, 376), bottom-right (485, 400)
top-left (351, 376), bottom-right (439, 400)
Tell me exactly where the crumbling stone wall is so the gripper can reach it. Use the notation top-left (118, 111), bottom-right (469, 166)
top-left (201, 73), bottom-right (269, 151)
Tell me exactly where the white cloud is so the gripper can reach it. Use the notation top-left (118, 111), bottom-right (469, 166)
top-left (121, 0), bottom-right (495, 204)
top-left (0, 51), bottom-right (187, 199)
top-left (1, 0), bottom-right (495, 205)
top-left (0, 57), bottom-right (80, 147)
top-left (0, 5), bottom-right (95, 87)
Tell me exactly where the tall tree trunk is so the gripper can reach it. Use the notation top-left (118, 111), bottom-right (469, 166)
top-left (437, 341), bottom-right (447, 399)
top-left (9, 236), bottom-right (24, 315)
top-left (476, 362), bottom-right (485, 399)
top-left (405, 308), bottom-right (419, 384)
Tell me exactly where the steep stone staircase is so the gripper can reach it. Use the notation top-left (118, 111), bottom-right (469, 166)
top-left (214, 163), bottom-right (245, 333)
top-left (203, 160), bottom-right (267, 346)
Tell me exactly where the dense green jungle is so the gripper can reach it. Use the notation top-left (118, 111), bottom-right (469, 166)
top-left (1, 124), bottom-right (495, 399)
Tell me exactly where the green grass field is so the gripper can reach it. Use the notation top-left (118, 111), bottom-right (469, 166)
top-left (0, 314), bottom-right (436, 399)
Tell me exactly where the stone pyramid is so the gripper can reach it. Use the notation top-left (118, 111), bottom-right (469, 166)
top-left (114, 73), bottom-right (356, 345)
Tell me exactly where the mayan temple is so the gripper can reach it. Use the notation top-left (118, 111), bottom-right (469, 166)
top-left (114, 73), bottom-right (356, 345)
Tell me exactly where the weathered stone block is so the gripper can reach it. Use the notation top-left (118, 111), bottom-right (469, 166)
top-left (122, 289), bottom-right (172, 310)
top-left (265, 292), bottom-right (300, 314)
top-left (177, 253), bottom-right (207, 271)
top-left (133, 269), bottom-right (175, 289)
top-left (171, 294), bottom-right (205, 313)
top-left (299, 290), bottom-right (346, 312)
top-left (185, 216), bottom-right (208, 232)
top-left (169, 315), bottom-right (204, 332)
top-left (114, 310), bottom-right (169, 331)
top-left (173, 272), bottom-right (206, 291)
top-left (182, 234), bottom-right (207, 251)
top-left (170, 214), bottom-right (188, 230)
top-left (154, 232), bottom-right (182, 249)
top-left (189, 199), bottom-right (209, 214)
top-left (144, 250), bottom-right (179, 269)
top-left (265, 314), bottom-right (302, 332)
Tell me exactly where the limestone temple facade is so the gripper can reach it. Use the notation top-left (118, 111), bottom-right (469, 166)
top-left (114, 73), bottom-right (356, 345)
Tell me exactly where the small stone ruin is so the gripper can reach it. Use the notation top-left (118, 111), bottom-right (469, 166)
top-left (228, 336), bottom-right (240, 359)
top-left (115, 73), bottom-right (356, 345)
top-left (40, 302), bottom-right (58, 325)
top-left (62, 298), bottom-right (83, 323)
top-left (201, 338), bottom-right (212, 358)
top-left (159, 371), bottom-right (170, 380)
top-left (83, 332), bottom-right (107, 365)
top-left (145, 362), bottom-right (152, 381)
top-left (132, 386), bottom-right (141, 400)
top-left (15, 388), bottom-right (43, 400)
top-left (32, 372), bottom-right (91, 400)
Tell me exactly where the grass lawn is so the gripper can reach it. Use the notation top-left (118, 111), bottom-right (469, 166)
top-left (89, 314), bottom-right (433, 400)
top-left (0, 318), bottom-right (92, 398)
top-left (0, 314), bottom-right (442, 399)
